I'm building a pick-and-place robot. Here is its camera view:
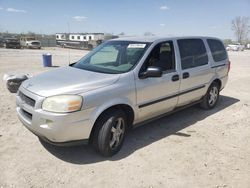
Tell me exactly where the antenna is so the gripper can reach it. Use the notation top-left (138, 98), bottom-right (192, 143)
top-left (67, 22), bottom-right (71, 65)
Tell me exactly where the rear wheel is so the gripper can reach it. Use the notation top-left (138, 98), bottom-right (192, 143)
top-left (92, 109), bottom-right (127, 157)
top-left (200, 82), bottom-right (220, 109)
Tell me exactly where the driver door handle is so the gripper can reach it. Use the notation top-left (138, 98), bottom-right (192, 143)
top-left (172, 74), bottom-right (179, 82)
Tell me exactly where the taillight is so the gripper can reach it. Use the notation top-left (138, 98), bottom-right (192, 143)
top-left (227, 60), bottom-right (231, 74)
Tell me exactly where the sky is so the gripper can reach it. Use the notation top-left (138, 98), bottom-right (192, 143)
top-left (0, 0), bottom-right (249, 39)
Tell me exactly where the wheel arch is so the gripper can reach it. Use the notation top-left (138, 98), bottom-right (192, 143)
top-left (211, 78), bottom-right (222, 90)
top-left (89, 103), bottom-right (135, 143)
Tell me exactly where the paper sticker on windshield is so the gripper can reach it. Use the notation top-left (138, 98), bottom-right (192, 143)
top-left (128, 44), bottom-right (146, 48)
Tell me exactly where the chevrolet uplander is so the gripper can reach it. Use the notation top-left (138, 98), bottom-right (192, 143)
top-left (16, 36), bottom-right (230, 156)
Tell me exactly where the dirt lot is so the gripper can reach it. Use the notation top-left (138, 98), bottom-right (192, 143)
top-left (0, 48), bottom-right (249, 188)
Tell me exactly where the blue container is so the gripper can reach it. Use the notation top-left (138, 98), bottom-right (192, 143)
top-left (42, 53), bottom-right (52, 67)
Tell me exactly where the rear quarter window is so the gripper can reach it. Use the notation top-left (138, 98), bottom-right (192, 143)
top-left (207, 39), bottom-right (227, 62)
top-left (177, 39), bottom-right (208, 69)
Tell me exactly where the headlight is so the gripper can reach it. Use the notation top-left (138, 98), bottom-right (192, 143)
top-left (42, 95), bottom-right (83, 113)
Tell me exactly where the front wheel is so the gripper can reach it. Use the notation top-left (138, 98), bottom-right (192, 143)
top-left (200, 82), bottom-right (220, 109)
top-left (92, 109), bottom-right (128, 157)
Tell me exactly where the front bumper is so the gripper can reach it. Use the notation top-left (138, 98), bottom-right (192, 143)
top-left (16, 87), bottom-right (94, 144)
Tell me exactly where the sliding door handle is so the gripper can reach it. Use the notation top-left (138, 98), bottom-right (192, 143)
top-left (183, 72), bottom-right (190, 79)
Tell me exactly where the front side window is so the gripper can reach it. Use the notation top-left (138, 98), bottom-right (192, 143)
top-left (178, 39), bottom-right (208, 69)
top-left (73, 41), bottom-right (151, 74)
top-left (207, 39), bottom-right (227, 62)
top-left (77, 36), bottom-right (80, 40)
top-left (141, 41), bottom-right (175, 72)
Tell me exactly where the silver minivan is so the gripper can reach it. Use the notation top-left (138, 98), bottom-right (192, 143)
top-left (16, 36), bottom-right (230, 156)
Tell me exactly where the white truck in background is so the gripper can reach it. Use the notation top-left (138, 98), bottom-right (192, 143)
top-left (20, 37), bottom-right (41, 49)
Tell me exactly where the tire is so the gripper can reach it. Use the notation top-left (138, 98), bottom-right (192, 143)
top-left (200, 82), bottom-right (220, 109)
top-left (92, 109), bottom-right (128, 157)
top-left (6, 81), bottom-right (21, 93)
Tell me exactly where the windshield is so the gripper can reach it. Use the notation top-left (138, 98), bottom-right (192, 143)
top-left (73, 40), bottom-right (151, 74)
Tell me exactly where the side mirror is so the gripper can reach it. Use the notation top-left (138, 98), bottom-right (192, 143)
top-left (69, 62), bottom-right (76, 66)
top-left (139, 66), bottom-right (163, 79)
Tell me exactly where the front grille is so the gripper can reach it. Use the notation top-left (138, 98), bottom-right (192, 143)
top-left (21, 109), bottom-right (32, 120)
top-left (19, 91), bottom-right (36, 107)
top-left (31, 42), bottom-right (40, 45)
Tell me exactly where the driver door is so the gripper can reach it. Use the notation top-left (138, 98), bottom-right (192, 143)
top-left (135, 41), bottom-right (180, 122)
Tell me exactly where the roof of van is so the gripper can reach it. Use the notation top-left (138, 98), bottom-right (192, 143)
top-left (110, 36), bottom-right (221, 43)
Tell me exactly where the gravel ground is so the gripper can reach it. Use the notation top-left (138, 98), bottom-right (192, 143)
top-left (0, 48), bottom-right (249, 188)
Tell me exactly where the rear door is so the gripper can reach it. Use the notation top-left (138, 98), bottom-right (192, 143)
top-left (176, 38), bottom-right (213, 107)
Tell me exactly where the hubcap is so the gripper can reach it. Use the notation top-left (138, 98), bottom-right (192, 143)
top-left (109, 118), bottom-right (125, 149)
top-left (208, 86), bottom-right (218, 106)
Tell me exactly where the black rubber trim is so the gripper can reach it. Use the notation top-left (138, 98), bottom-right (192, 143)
top-left (139, 93), bottom-right (179, 108)
top-left (178, 85), bottom-right (205, 96)
top-left (39, 136), bottom-right (89, 146)
top-left (134, 99), bottom-right (203, 128)
top-left (138, 85), bottom-right (206, 108)
top-left (211, 64), bottom-right (226, 68)
top-left (25, 126), bottom-right (89, 146)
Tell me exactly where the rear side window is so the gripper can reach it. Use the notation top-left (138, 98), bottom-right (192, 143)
top-left (178, 39), bottom-right (208, 69)
top-left (207, 39), bottom-right (227, 62)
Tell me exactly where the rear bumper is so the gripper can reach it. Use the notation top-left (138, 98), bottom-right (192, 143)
top-left (220, 75), bottom-right (228, 91)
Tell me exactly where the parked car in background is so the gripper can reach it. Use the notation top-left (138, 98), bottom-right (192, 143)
top-left (226, 43), bottom-right (245, 51)
top-left (0, 37), bottom-right (5, 47)
top-left (5, 38), bottom-right (21, 49)
top-left (20, 37), bottom-right (41, 49)
top-left (16, 36), bottom-right (230, 156)
top-left (247, 44), bottom-right (250, 49)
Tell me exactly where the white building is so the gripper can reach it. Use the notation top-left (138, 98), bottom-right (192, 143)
top-left (55, 33), bottom-right (66, 40)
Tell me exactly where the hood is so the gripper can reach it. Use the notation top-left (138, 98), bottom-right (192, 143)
top-left (21, 66), bottom-right (120, 97)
